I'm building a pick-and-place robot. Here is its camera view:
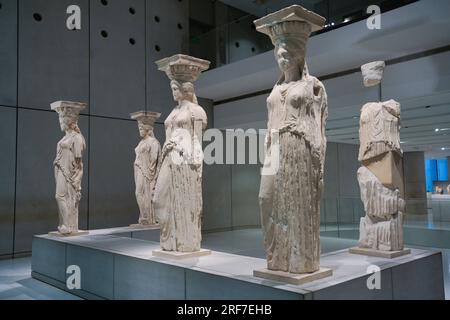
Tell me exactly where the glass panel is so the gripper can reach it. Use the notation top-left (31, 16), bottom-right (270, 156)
top-left (189, 0), bottom-right (418, 69)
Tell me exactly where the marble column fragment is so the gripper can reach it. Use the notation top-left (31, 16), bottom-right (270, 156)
top-left (153, 54), bottom-right (210, 253)
top-left (51, 101), bottom-right (87, 236)
top-left (254, 5), bottom-right (328, 274)
top-left (356, 62), bottom-right (406, 252)
top-left (131, 111), bottom-right (161, 226)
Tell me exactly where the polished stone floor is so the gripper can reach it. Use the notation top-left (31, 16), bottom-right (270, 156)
top-left (0, 229), bottom-right (448, 300)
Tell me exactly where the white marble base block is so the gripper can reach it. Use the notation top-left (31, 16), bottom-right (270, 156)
top-left (48, 230), bottom-right (89, 237)
top-left (152, 249), bottom-right (211, 260)
top-left (129, 223), bottom-right (159, 229)
top-left (349, 247), bottom-right (411, 259)
top-left (253, 267), bottom-right (333, 286)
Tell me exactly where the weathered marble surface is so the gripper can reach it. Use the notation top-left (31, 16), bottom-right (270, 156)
top-left (358, 211), bottom-right (404, 251)
top-left (358, 166), bottom-right (405, 251)
top-left (361, 61), bottom-right (385, 87)
top-left (131, 111), bottom-right (161, 226)
top-left (365, 151), bottom-right (404, 194)
top-left (357, 166), bottom-right (405, 221)
top-left (51, 101), bottom-right (87, 235)
top-left (153, 54), bottom-right (210, 252)
top-left (254, 5), bottom-right (328, 274)
top-left (358, 100), bottom-right (402, 162)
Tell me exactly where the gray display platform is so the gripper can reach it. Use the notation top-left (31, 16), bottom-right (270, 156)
top-left (31, 228), bottom-right (445, 300)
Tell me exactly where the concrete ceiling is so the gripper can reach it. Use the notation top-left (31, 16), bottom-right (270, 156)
top-left (197, 0), bottom-right (450, 159)
top-left (218, 0), bottom-right (323, 17)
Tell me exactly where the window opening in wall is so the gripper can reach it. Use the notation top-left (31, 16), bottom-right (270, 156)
top-left (33, 13), bottom-right (43, 22)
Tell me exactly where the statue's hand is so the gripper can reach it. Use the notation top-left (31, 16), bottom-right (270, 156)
top-left (162, 141), bottom-right (175, 156)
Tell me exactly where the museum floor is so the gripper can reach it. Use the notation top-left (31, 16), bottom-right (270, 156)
top-left (1, 229), bottom-right (449, 300)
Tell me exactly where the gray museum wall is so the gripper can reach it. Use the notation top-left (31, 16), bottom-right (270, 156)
top-left (0, 0), bottom-right (214, 257)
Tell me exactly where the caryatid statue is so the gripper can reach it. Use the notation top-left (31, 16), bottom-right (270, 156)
top-left (152, 54), bottom-right (210, 256)
top-left (254, 5), bottom-right (331, 281)
top-left (51, 101), bottom-right (87, 236)
top-left (350, 61), bottom-right (409, 257)
top-left (131, 111), bottom-right (161, 226)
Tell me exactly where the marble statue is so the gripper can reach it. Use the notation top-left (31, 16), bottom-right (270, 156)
top-left (51, 101), bottom-right (86, 235)
top-left (153, 54), bottom-right (210, 252)
top-left (131, 111), bottom-right (161, 226)
top-left (361, 61), bottom-right (385, 87)
top-left (354, 61), bottom-right (407, 254)
top-left (254, 5), bottom-right (328, 274)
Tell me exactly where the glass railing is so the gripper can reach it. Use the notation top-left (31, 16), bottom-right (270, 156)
top-left (320, 195), bottom-right (450, 249)
top-left (189, 0), bottom-right (419, 69)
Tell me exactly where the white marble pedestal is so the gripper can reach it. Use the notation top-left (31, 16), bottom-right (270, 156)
top-left (254, 267), bottom-right (333, 285)
top-left (349, 247), bottom-right (411, 259)
top-left (31, 229), bottom-right (445, 300)
top-left (48, 230), bottom-right (89, 237)
top-left (152, 249), bottom-right (212, 260)
top-left (129, 223), bottom-right (159, 229)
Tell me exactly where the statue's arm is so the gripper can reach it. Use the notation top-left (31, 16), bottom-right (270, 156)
top-left (72, 134), bottom-right (85, 187)
top-left (265, 99), bottom-right (272, 149)
top-left (193, 105), bottom-right (207, 138)
top-left (315, 78), bottom-right (328, 174)
top-left (148, 140), bottom-right (161, 178)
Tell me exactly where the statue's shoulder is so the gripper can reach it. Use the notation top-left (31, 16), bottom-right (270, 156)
top-left (267, 84), bottom-right (280, 103)
top-left (309, 75), bottom-right (324, 88)
top-left (73, 132), bottom-right (85, 145)
top-left (309, 75), bottom-right (327, 100)
top-left (150, 136), bottom-right (162, 149)
top-left (190, 102), bottom-right (207, 122)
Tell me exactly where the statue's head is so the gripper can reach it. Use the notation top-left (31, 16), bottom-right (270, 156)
top-left (253, 5), bottom-right (325, 78)
top-left (130, 111), bottom-right (160, 139)
top-left (138, 122), bottom-right (153, 138)
top-left (273, 35), bottom-right (307, 74)
top-left (170, 80), bottom-right (197, 104)
top-left (58, 113), bottom-right (78, 133)
top-left (51, 101), bottom-right (86, 134)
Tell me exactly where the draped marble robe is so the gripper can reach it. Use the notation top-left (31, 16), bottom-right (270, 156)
top-left (259, 66), bottom-right (328, 273)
